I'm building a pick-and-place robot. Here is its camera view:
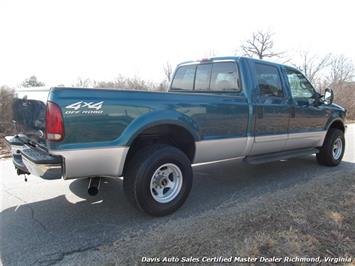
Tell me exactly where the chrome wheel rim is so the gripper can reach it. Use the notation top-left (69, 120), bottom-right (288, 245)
top-left (150, 163), bottom-right (183, 203)
top-left (332, 137), bottom-right (343, 160)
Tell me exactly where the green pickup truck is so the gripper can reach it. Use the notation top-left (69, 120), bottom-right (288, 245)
top-left (5, 56), bottom-right (346, 216)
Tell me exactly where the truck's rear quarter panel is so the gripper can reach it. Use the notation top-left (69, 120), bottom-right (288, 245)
top-left (47, 87), bottom-right (249, 178)
top-left (49, 87), bottom-right (249, 148)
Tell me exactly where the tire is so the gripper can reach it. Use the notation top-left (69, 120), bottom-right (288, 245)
top-left (123, 144), bottom-right (193, 216)
top-left (316, 128), bottom-right (345, 166)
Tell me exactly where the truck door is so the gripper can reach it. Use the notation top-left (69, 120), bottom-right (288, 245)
top-left (284, 67), bottom-right (329, 149)
top-left (251, 62), bottom-right (290, 155)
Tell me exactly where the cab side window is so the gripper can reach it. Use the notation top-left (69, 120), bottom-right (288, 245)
top-left (255, 63), bottom-right (284, 97)
top-left (286, 68), bottom-right (315, 98)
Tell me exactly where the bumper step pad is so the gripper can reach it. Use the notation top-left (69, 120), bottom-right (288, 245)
top-left (21, 147), bottom-right (63, 180)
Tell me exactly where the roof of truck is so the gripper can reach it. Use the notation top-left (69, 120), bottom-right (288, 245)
top-left (177, 56), bottom-right (291, 69)
top-left (177, 56), bottom-right (242, 66)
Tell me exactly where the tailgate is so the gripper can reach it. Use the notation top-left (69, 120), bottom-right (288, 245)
top-left (12, 88), bottom-right (49, 145)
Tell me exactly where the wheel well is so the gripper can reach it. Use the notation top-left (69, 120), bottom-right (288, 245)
top-left (328, 120), bottom-right (345, 133)
top-left (123, 125), bottom-right (196, 173)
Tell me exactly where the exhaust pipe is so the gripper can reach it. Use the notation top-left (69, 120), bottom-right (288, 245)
top-left (88, 177), bottom-right (101, 196)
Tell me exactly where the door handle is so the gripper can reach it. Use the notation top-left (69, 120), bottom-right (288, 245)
top-left (256, 106), bottom-right (263, 119)
top-left (289, 106), bottom-right (296, 118)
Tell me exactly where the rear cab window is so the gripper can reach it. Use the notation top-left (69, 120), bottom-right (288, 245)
top-left (210, 62), bottom-right (240, 91)
top-left (170, 61), bottom-right (241, 93)
top-left (170, 65), bottom-right (196, 90)
top-left (195, 64), bottom-right (212, 90)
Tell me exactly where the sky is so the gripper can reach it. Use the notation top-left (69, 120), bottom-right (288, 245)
top-left (1, 0), bottom-right (355, 87)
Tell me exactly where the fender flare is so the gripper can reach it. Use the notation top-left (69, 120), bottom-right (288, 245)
top-left (325, 117), bottom-right (345, 132)
top-left (119, 110), bottom-right (200, 146)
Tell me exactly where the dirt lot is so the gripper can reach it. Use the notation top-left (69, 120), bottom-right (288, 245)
top-left (55, 169), bottom-right (355, 265)
top-left (1, 124), bottom-right (354, 265)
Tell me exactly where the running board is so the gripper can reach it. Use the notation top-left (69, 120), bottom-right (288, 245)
top-left (244, 148), bottom-right (319, 165)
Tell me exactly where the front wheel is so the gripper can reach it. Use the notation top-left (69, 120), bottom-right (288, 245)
top-left (317, 128), bottom-right (345, 166)
top-left (123, 144), bottom-right (193, 216)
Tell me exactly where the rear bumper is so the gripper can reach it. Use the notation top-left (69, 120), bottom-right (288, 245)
top-left (5, 136), bottom-right (63, 180)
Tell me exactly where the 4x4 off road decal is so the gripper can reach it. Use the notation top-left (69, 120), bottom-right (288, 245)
top-left (64, 101), bottom-right (104, 115)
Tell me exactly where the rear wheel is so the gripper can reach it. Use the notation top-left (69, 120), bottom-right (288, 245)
top-left (317, 128), bottom-right (345, 166)
top-left (123, 144), bottom-right (193, 216)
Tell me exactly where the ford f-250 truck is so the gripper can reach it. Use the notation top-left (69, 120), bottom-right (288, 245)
top-left (5, 56), bottom-right (346, 216)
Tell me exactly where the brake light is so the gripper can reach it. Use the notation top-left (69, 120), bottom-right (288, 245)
top-left (46, 101), bottom-right (64, 141)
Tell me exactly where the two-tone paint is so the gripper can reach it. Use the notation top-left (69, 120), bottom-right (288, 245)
top-left (9, 56), bottom-right (346, 180)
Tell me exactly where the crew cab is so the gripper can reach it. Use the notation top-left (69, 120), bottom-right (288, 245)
top-left (5, 56), bottom-right (346, 216)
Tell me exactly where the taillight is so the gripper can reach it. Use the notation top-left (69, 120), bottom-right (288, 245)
top-left (46, 101), bottom-right (64, 141)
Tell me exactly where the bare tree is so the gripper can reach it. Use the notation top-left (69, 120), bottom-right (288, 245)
top-left (240, 30), bottom-right (283, 60)
top-left (333, 82), bottom-right (355, 120)
top-left (0, 86), bottom-right (15, 134)
top-left (295, 51), bottom-right (332, 84)
top-left (22, 75), bottom-right (45, 87)
top-left (92, 75), bottom-right (162, 91)
top-left (74, 77), bottom-right (92, 88)
top-left (163, 62), bottom-right (172, 82)
top-left (204, 49), bottom-right (216, 57)
top-left (327, 55), bottom-right (354, 86)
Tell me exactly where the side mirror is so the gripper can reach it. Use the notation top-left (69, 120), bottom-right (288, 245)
top-left (312, 92), bottom-right (322, 106)
top-left (323, 88), bottom-right (334, 105)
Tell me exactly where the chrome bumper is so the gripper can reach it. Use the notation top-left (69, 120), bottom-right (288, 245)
top-left (5, 135), bottom-right (63, 180)
top-left (22, 156), bottom-right (62, 180)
